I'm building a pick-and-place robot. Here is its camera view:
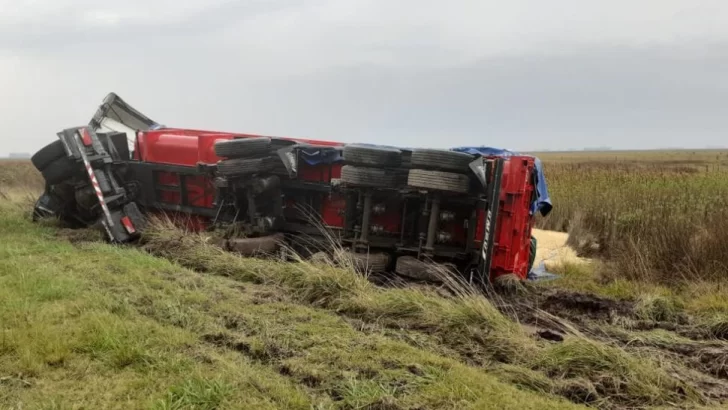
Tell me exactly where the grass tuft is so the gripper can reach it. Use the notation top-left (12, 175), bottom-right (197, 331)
top-left (334, 377), bottom-right (400, 409)
top-left (141, 217), bottom-right (536, 364)
top-left (699, 313), bottom-right (728, 340)
top-left (153, 378), bottom-right (234, 410)
top-left (533, 336), bottom-right (699, 406)
top-left (634, 294), bottom-right (684, 322)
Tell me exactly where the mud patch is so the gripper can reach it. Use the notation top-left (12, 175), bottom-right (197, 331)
top-left (538, 290), bottom-right (634, 323)
top-left (202, 332), bottom-right (252, 355)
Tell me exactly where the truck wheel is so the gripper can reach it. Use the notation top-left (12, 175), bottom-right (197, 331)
top-left (395, 256), bottom-right (451, 282)
top-left (214, 137), bottom-right (272, 159)
top-left (228, 233), bottom-right (284, 257)
top-left (41, 157), bottom-right (78, 185)
top-left (407, 169), bottom-right (470, 194)
top-left (340, 251), bottom-right (390, 274)
top-left (31, 140), bottom-right (67, 171)
top-left (341, 165), bottom-right (404, 188)
top-left (410, 149), bottom-right (474, 173)
top-left (217, 157), bottom-right (276, 177)
top-left (343, 144), bottom-right (401, 167)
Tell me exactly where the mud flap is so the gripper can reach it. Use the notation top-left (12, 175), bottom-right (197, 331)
top-left (103, 203), bottom-right (144, 243)
top-left (32, 191), bottom-right (63, 221)
top-left (475, 157), bottom-right (504, 284)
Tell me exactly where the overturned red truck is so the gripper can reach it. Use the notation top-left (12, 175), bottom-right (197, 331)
top-left (31, 93), bottom-right (552, 284)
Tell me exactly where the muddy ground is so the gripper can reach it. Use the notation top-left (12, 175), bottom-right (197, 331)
top-left (503, 287), bottom-right (728, 404)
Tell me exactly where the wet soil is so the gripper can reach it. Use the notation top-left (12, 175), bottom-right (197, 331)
top-left (494, 286), bottom-right (728, 405)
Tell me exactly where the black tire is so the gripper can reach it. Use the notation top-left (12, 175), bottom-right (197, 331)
top-left (341, 165), bottom-right (404, 188)
top-left (341, 251), bottom-right (390, 274)
top-left (31, 140), bottom-right (67, 171)
top-left (269, 138), bottom-right (297, 152)
top-left (217, 157), bottom-right (276, 177)
top-left (214, 137), bottom-right (271, 159)
top-left (407, 169), bottom-right (470, 194)
top-left (343, 144), bottom-right (401, 167)
top-left (395, 256), bottom-right (453, 282)
top-left (267, 156), bottom-right (289, 176)
top-left (41, 157), bottom-right (78, 185)
top-left (94, 170), bottom-right (112, 194)
top-left (410, 149), bottom-right (474, 173)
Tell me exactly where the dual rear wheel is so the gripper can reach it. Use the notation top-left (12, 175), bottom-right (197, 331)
top-left (31, 140), bottom-right (80, 184)
top-left (340, 145), bottom-right (475, 194)
top-left (214, 137), bottom-right (292, 177)
top-left (337, 145), bottom-right (477, 281)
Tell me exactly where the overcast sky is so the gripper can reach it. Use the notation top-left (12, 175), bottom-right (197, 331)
top-left (1, 0), bottom-right (727, 155)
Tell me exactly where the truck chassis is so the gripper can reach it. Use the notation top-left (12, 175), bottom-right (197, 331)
top-left (31, 93), bottom-right (548, 284)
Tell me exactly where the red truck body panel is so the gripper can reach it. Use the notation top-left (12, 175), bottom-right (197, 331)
top-left (131, 127), bottom-right (536, 280)
top-left (490, 156), bottom-right (536, 280)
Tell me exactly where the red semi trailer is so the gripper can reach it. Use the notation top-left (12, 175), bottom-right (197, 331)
top-left (30, 93), bottom-right (550, 284)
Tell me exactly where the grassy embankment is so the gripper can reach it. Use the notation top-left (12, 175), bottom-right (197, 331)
top-left (0, 162), bottom-right (580, 409)
top-left (2, 156), bottom-right (728, 409)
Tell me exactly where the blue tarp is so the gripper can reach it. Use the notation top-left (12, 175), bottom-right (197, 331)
top-left (298, 146), bottom-right (343, 165)
top-left (527, 261), bottom-right (560, 281)
top-left (450, 146), bottom-right (552, 217)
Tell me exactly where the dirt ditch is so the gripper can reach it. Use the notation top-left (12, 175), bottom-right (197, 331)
top-left (496, 285), bottom-right (728, 404)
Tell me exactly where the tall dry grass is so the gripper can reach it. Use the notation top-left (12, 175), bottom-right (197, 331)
top-left (534, 154), bottom-right (728, 283)
top-left (0, 159), bottom-right (44, 191)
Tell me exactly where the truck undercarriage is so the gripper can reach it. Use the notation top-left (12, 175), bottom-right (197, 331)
top-left (30, 93), bottom-right (551, 284)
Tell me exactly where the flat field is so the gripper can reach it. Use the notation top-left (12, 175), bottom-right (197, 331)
top-left (530, 149), bottom-right (728, 281)
top-left (3, 152), bottom-right (728, 409)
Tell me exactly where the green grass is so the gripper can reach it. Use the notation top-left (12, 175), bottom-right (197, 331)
top-left (3, 159), bottom-right (725, 409)
top-left (0, 195), bottom-right (583, 409)
top-left (141, 218), bottom-right (537, 365)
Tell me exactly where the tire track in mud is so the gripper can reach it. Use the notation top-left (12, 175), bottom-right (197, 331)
top-left (499, 287), bottom-right (728, 402)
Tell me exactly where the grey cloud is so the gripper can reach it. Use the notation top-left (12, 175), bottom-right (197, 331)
top-left (1, 1), bottom-right (727, 156)
top-left (0, 0), bottom-right (307, 52)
